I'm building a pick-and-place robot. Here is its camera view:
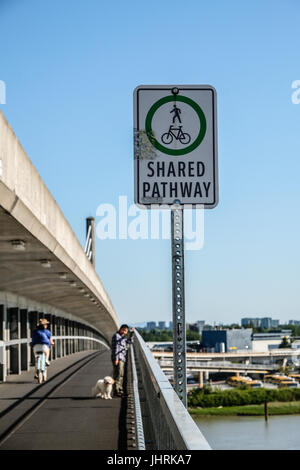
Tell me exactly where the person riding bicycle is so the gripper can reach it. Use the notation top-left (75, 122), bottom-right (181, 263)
top-left (31, 318), bottom-right (54, 371)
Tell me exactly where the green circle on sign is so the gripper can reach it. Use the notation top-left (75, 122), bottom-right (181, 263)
top-left (145, 95), bottom-right (207, 156)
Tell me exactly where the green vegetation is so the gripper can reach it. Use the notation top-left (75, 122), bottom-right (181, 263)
top-left (188, 385), bottom-right (300, 408)
top-left (137, 328), bottom-right (201, 342)
top-left (281, 324), bottom-right (300, 337)
top-left (189, 401), bottom-right (300, 416)
top-left (137, 328), bottom-right (173, 342)
top-left (279, 336), bottom-right (291, 348)
top-left (138, 323), bottom-right (300, 343)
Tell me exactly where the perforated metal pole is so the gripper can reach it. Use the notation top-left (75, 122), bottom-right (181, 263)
top-left (86, 217), bottom-right (96, 268)
top-left (171, 206), bottom-right (187, 407)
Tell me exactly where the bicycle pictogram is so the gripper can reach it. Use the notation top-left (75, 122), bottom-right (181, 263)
top-left (161, 125), bottom-right (191, 145)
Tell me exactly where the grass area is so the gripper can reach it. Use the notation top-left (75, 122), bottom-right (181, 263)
top-left (189, 401), bottom-right (300, 417)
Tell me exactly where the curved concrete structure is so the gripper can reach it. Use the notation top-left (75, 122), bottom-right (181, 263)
top-left (0, 111), bottom-right (119, 341)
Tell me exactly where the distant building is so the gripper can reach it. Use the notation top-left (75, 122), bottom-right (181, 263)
top-left (241, 317), bottom-right (280, 329)
top-left (260, 317), bottom-right (272, 329)
top-left (196, 321), bottom-right (205, 334)
top-left (289, 320), bottom-right (300, 326)
top-left (241, 317), bottom-right (261, 328)
top-left (146, 321), bottom-right (157, 330)
top-left (201, 329), bottom-right (252, 353)
top-left (188, 323), bottom-right (200, 333)
top-left (188, 321), bottom-right (205, 334)
top-left (252, 331), bottom-right (292, 352)
top-left (158, 321), bottom-right (166, 330)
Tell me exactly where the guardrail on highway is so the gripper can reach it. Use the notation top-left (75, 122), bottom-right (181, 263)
top-left (157, 359), bottom-right (279, 371)
top-left (152, 349), bottom-right (299, 357)
top-left (133, 330), bottom-right (211, 450)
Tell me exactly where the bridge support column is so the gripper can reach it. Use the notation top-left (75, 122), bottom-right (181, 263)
top-left (65, 319), bottom-right (68, 355)
top-left (0, 304), bottom-right (6, 381)
top-left (71, 321), bottom-right (74, 353)
top-left (29, 311), bottom-right (38, 365)
top-left (45, 313), bottom-right (55, 361)
top-left (51, 315), bottom-right (56, 360)
top-left (199, 370), bottom-right (203, 388)
top-left (62, 318), bottom-right (65, 357)
top-left (20, 309), bottom-right (29, 371)
top-left (8, 307), bottom-right (21, 375)
top-left (282, 358), bottom-right (287, 369)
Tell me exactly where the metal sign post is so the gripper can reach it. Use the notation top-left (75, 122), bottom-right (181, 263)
top-left (171, 205), bottom-right (187, 407)
top-left (134, 85), bottom-right (218, 408)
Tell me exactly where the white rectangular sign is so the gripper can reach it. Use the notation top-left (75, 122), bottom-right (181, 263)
top-left (134, 85), bottom-right (218, 207)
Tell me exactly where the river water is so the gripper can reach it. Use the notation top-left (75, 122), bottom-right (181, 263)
top-left (193, 415), bottom-right (300, 450)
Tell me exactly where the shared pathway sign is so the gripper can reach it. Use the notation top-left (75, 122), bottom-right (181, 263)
top-left (134, 85), bottom-right (218, 207)
top-left (133, 84), bottom-right (218, 409)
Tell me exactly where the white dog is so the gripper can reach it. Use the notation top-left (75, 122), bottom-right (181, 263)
top-left (92, 376), bottom-right (115, 399)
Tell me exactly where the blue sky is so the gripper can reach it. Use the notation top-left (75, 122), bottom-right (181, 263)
top-left (1, 0), bottom-right (300, 326)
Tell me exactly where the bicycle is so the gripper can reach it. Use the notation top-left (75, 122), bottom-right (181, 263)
top-left (161, 125), bottom-right (191, 145)
top-left (34, 349), bottom-right (47, 384)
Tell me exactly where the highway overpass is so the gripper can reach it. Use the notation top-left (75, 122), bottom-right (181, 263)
top-left (157, 358), bottom-right (278, 374)
top-left (152, 349), bottom-right (299, 361)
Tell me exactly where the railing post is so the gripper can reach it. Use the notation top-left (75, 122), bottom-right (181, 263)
top-left (0, 305), bottom-right (5, 381)
top-left (8, 307), bottom-right (21, 375)
top-left (20, 309), bottom-right (29, 371)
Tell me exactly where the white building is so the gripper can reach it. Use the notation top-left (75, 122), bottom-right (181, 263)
top-left (252, 332), bottom-right (291, 352)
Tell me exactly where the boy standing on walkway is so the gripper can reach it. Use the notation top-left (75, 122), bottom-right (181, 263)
top-left (111, 324), bottom-right (134, 397)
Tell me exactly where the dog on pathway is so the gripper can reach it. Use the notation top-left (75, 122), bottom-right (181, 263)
top-left (92, 376), bottom-right (115, 399)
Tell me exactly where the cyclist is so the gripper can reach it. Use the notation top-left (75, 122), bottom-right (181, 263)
top-left (31, 318), bottom-right (54, 375)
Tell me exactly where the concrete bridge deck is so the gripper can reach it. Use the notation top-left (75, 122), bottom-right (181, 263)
top-left (0, 350), bottom-right (130, 450)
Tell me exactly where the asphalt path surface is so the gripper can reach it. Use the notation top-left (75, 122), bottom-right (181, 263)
top-left (0, 349), bottom-right (124, 450)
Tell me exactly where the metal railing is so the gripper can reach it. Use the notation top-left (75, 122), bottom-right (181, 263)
top-left (133, 330), bottom-right (211, 450)
top-left (0, 336), bottom-right (110, 349)
top-left (130, 345), bottom-right (146, 450)
top-left (0, 336), bottom-right (109, 382)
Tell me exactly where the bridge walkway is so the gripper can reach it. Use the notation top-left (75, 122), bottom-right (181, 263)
top-left (0, 349), bottom-right (129, 450)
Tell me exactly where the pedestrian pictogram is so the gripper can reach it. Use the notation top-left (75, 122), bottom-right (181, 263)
top-left (170, 104), bottom-right (182, 123)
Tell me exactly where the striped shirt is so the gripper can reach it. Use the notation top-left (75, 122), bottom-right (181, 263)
top-left (111, 331), bottom-right (134, 362)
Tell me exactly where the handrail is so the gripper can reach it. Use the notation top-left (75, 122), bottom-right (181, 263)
top-left (0, 336), bottom-right (110, 350)
top-left (130, 345), bottom-right (146, 450)
top-left (133, 330), bottom-right (211, 450)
